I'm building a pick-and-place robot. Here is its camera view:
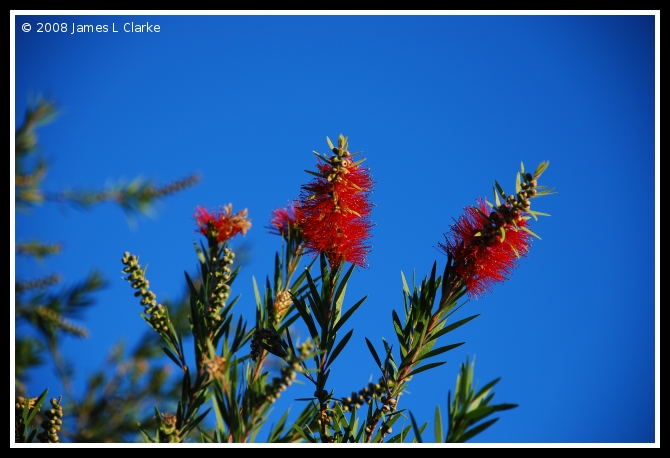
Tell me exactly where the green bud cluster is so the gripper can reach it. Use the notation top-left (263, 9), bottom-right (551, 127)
top-left (316, 134), bottom-right (360, 184)
top-left (510, 172), bottom-right (540, 210)
top-left (207, 248), bottom-right (235, 327)
top-left (262, 341), bottom-right (314, 404)
top-left (326, 145), bottom-right (353, 183)
top-left (476, 170), bottom-right (544, 247)
top-left (336, 379), bottom-right (391, 412)
top-left (158, 412), bottom-right (180, 443)
top-left (36, 397), bottom-right (63, 443)
top-left (122, 252), bottom-right (168, 332)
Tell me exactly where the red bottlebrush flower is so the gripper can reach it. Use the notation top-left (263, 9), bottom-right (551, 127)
top-left (439, 198), bottom-right (532, 299)
top-left (194, 203), bottom-right (251, 243)
top-left (268, 203), bottom-right (301, 238)
top-left (298, 138), bottom-right (374, 270)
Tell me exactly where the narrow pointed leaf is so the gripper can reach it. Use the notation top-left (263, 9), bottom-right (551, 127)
top-left (407, 361), bottom-right (446, 378)
top-left (161, 345), bottom-right (183, 368)
top-left (365, 337), bottom-right (383, 370)
top-left (325, 329), bottom-right (353, 369)
top-left (515, 171), bottom-right (521, 194)
top-left (417, 342), bottom-right (464, 362)
top-left (428, 314), bottom-right (480, 342)
top-left (333, 264), bottom-right (355, 307)
top-left (434, 405), bottom-right (443, 443)
top-left (332, 295), bottom-right (367, 334)
top-left (24, 388), bottom-right (49, 425)
top-left (520, 225), bottom-right (542, 239)
top-left (409, 411), bottom-right (423, 443)
top-left (183, 408), bottom-right (212, 436)
top-left (400, 271), bottom-right (411, 296)
top-left (494, 180), bottom-right (507, 200)
top-left (291, 424), bottom-right (317, 443)
top-left (138, 426), bottom-right (155, 443)
top-left (292, 297), bottom-right (319, 340)
top-left (252, 276), bottom-right (262, 310)
top-left (458, 418), bottom-right (499, 443)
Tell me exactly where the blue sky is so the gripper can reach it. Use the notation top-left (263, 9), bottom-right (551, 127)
top-left (12, 11), bottom-right (659, 446)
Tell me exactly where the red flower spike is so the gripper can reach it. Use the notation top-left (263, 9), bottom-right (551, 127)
top-left (439, 198), bottom-right (532, 299)
top-left (194, 203), bottom-right (251, 243)
top-left (269, 203), bottom-right (300, 238)
top-left (298, 139), bottom-right (374, 271)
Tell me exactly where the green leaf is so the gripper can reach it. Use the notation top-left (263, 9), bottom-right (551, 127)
top-left (400, 271), bottom-right (411, 296)
top-left (332, 295), bottom-right (366, 334)
top-left (304, 169), bottom-right (325, 179)
top-left (24, 388), bottom-right (49, 425)
top-left (184, 271), bottom-right (204, 306)
top-left (332, 264), bottom-right (355, 324)
top-left (292, 296), bottom-right (319, 340)
top-left (387, 425), bottom-right (414, 443)
top-left (458, 418), bottom-right (499, 443)
top-left (266, 409), bottom-right (291, 443)
top-left (252, 276), bottom-right (262, 310)
top-left (138, 425), bottom-right (156, 443)
top-left (528, 209), bottom-right (551, 218)
top-left (182, 408), bottom-right (212, 436)
top-left (407, 361), bottom-right (446, 378)
top-left (325, 329), bottom-right (354, 369)
top-left (417, 342), bottom-right (465, 362)
top-left (193, 241), bottom-right (206, 265)
top-left (304, 270), bottom-right (326, 328)
top-left (463, 405), bottom-right (495, 423)
top-left (535, 160), bottom-right (550, 177)
top-left (473, 377), bottom-right (501, 400)
top-left (365, 337), bottom-right (383, 370)
top-left (515, 171), bottom-right (521, 194)
top-left (520, 225), bottom-right (541, 239)
top-left (391, 309), bottom-right (404, 344)
top-left (428, 314), bottom-right (479, 342)
top-left (434, 405), bottom-right (443, 443)
top-left (274, 252), bottom-right (282, 292)
top-left (409, 411), bottom-right (423, 443)
top-left (487, 402), bottom-right (519, 413)
top-left (494, 180), bottom-right (507, 201)
top-left (494, 187), bottom-right (501, 207)
top-left (161, 345), bottom-right (182, 368)
top-left (291, 424), bottom-right (317, 443)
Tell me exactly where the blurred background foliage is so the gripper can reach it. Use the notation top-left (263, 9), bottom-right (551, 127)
top-left (14, 97), bottom-right (202, 442)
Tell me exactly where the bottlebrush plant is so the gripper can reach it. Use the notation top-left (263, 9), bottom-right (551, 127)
top-left (15, 124), bottom-right (555, 443)
top-left (118, 134), bottom-right (555, 443)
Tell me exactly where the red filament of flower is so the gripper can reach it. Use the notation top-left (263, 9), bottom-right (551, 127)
top-left (269, 203), bottom-right (300, 237)
top-left (440, 198), bottom-right (532, 298)
top-left (194, 204), bottom-right (251, 243)
top-left (298, 161), bottom-right (373, 270)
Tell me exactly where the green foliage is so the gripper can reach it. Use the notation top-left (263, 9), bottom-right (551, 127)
top-left (444, 357), bottom-right (518, 443)
top-left (14, 97), bottom-right (555, 443)
top-left (14, 97), bottom-right (202, 443)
